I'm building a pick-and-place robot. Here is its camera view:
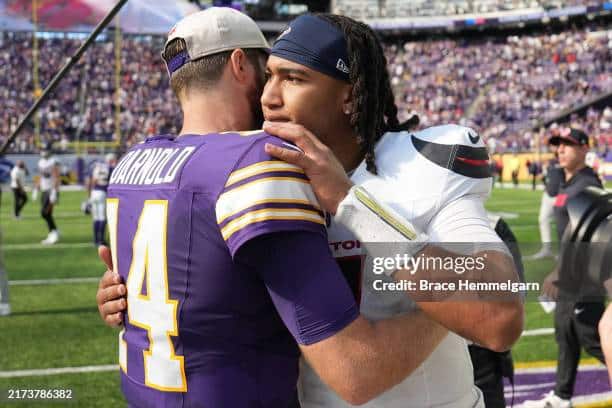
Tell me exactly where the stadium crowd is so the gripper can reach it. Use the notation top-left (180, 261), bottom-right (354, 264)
top-left (0, 32), bottom-right (180, 152)
top-left (0, 22), bottom-right (610, 153)
top-left (335, 0), bottom-right (606, 20)
top-left (385, 25), bottom-right (611, 153)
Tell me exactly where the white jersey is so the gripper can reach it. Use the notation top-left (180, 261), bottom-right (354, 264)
top-left (38, 157), bottom-right (58, 192)
top-left (10, 166), bottom-right (25, 189)
top-left (299, 125), bottom-right (505, 408)
top-left (91, 161), bottom-right (112, 191)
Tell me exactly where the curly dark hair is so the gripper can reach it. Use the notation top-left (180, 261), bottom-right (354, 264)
top-left (315, 14), bottom-right (418, 174)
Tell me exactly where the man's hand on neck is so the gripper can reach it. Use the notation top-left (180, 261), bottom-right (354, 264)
top-left (263, 121), bottom-right (355, 214)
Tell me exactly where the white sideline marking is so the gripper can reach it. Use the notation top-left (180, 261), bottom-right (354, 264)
top-left (11, 212), bottom-right (85, 218)
top-left (504, 381), bottom-right (556, 392)
top-left (506, 224), bottom-right (544, 229)
top-left (494, 183), bottom-right (545, 191)
top-left (572, 391), bottom-right (612, 404)
top-left (522, 328), bottom-right (555, 337)
top-left (515, 364), bottom-right (606, 375)
top-left (0, 185), bottom-right (85, 193)
top-left (9, 277), bottom-right (99, 286)
top-left (487, 211), bottom-right (520, 219)
top-left (0, 364), bottom-right (118, 378)
top-left (4, 242), bottom-right (92, 251)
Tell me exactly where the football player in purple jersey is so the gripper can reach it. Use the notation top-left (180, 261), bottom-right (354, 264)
top-left (97, 8), bottom-right (448, 408)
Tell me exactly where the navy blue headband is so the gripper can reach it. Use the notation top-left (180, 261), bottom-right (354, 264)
top-left (271, 15), bottom-right (350, 83)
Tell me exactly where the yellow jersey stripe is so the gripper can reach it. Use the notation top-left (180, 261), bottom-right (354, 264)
top-left (216, 177), bottom-right (319, 223)
top-left (218, 198), bottom-right (319, 225)
top-left (222, 208), bottom-right (325, 241)
top-left (226, 160), bottom-right (305, 187)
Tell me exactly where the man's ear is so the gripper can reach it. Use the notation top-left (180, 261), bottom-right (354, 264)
top-left (341, 85), bottom-right (354, 116)
top-left (229, 49), bottom-right (250, 84)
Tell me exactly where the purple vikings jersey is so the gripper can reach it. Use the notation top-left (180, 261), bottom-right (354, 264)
top-left (107, 132), bottom-right (358, 408)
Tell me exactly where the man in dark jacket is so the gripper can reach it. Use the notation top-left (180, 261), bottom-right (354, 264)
top-left (523, 128), bottom-right (605, 408)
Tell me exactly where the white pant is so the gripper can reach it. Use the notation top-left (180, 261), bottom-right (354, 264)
top-left (539, 192), bottom-right (556, 244)
top-left (90, 190), bottom-right (107, 222)
top-left (0, 229), bottom-right (9, 304)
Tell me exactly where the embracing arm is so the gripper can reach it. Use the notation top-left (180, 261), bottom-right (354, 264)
top-left (238, 231), bottom-right (447, 405)
top-left (262, 121), bottom-right (523, 352)
top-left (400, 195), bottom-right (523, 351)
top-left (395, 246), bottom-right (523, 352)
top-left (330, 187), bottom-right (523, 352)
top-left (301, 310), bottom-right (446, 405)
top-left (96, 246), bottom-right (126, 327)
top-left (599, 302), bottom-right (612, 385)
top-left (95, 228), bottom-right (447, 404)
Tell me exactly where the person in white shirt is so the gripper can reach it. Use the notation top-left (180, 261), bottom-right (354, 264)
top-left (526, 141), bottom-right (562, 260)
top-left (10, 160), bottom-right (28, 219)
top-left (87, 153), bottom-right (116, 246)
top-left (34, 145), bottom-right (60, 244)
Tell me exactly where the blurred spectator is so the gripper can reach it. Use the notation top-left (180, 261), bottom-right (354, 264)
top-left (10, 160), bottom-right (28, 219)
top-left (527, 159), bottom-right (542, 191)
top-left (527, 141), bottom-right (564, 260)
top-left (335, 0), bottom-right (608, 19)
top-left (510, 153), bottom-right (521, 187)
top-left (496, 155), bottom-right (505, 186)
top-left (0, 23), bottom-right (610, 153)
top-left (0, 156), bottom-right (14, 211)
top-left (385, 24), bottom-right (611, 152)
top-left (0, 32), bottom-right (181, 152)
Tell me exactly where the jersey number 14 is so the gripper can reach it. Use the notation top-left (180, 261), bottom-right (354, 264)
top-left (107, 199), bottom-right (187, 392)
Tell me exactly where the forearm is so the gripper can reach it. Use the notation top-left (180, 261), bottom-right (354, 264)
top-left (356, 312), bottom-right (448, 398)
top-left (333, 186), bottom-right (523, 350)
top-left (302, 312), bottom-right (447, 405)
top-left (603, 334), bottom-right (612, 385)
top-left (394, 246), bottom-right (524, 351)
top-left (416, 300), bottom-right (522, 351)
top-left (599, 304), bottom-right (612, 385)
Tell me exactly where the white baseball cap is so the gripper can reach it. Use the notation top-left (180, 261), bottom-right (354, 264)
top-left (164, 7), bottom-right (270, 75)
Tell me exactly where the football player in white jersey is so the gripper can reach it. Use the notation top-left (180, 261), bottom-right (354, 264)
top-left (261, 14), bottom-right (523, 408)
top-left (34, 144), bottom-right (60, 245)
top-left (96, 13), bottom-right (523, 407)
top-left (87, 153), bottom-right (116, 246)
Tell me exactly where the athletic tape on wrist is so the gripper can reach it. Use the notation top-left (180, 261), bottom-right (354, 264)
top-left (334, 185), bottom-right (428, 276)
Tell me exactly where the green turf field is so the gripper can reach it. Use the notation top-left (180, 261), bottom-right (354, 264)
top-left (0, 186), bottom-right (605, 406)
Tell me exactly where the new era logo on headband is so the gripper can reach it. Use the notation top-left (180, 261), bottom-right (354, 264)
top-left (336, 58), bottom-right (349, 74)
top-left (278, 26), bottom-right (291, 39)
